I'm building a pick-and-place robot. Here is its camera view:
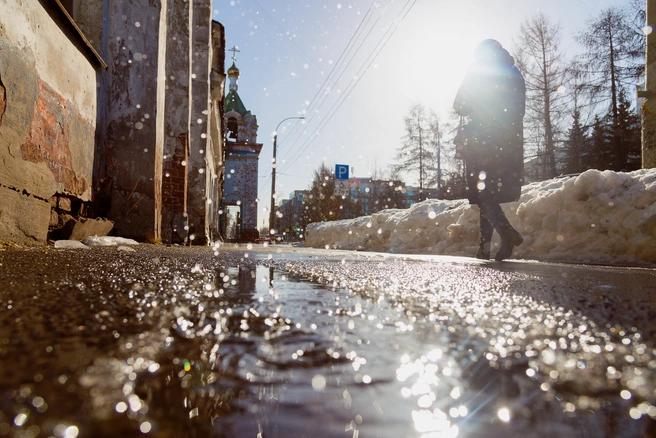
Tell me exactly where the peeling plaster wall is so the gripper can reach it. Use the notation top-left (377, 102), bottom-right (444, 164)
top-left (208, 21), bottom-right (226, 242)
top-left (74, 0), bottom-right (224, 244)
top-left (186, 0), bottom-right (213, 245)
top-left (96, 1), bottom-right (161, 241)
top-left (0, 0), bottom-right (96, 245)
top-left (160, 0), bottom-right (192, 244)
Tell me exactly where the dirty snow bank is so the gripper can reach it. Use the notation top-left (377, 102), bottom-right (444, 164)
top-left (305, 169), bottom-right (656, 265)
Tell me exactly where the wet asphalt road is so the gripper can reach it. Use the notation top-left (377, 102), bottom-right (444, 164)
top-left (0, 243), bottom-right (655, 438)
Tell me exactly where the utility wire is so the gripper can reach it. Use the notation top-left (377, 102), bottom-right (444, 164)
top-left (257, 0), bottom-right (384, 200)
top-left (277, 0), bottom-right (385, 153)
top-left (280, 0), bottom-right (418, 173)
top-left (279, 0), bottom-right (398, 169)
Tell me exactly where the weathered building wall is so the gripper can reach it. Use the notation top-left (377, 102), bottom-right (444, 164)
top-left (0, 0), bottom-right (97, 245)
top-left (186, 0), bottom-right (212, 245)
top-left (94, 1), bottom-right (161, 241)
top-left (82, 0), bottom-right (224, 244)
top-left (207, 21), bottom-right (226, 243)
top-left (160, 0), bottom-right (191, 244)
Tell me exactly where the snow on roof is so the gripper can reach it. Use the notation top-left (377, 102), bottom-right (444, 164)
top-left (305, 169), bottom-right (656, 266)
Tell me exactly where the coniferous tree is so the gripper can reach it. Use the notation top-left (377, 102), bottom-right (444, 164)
top-left (612, 92), bottom-right (642, 171)
top-left (304, 162), bottom-right (351, 223)
top-left (584, 115), bottom-right (612, 171)
top-left (562, 108), bottom-right (587, 174)
top-left (577, 7), bottom-right (644, 170)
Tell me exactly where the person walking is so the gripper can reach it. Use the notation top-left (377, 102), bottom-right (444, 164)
top-left (453, 39), bottom-right (525, 261)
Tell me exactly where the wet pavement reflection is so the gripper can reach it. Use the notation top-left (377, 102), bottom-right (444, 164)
top-left (0, 244), bottom-right (654, 437)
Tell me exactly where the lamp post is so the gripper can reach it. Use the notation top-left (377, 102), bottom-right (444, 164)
top-left (269, 116), bottom-right (305, 236)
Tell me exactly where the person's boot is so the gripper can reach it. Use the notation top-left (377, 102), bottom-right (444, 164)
top-left (476, 210), bottom-right (493, 260)
top-left (476, 242), bottom-right (491, 260)
top-left (495, 228), bottom-right (523, 261)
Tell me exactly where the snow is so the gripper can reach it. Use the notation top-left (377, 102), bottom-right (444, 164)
top-left (305, 169), bottom-right (656, 266)
top-left (82, 236), bottom-right (139, 247)
top-left (54, 240), bottom-right (90, 249)
top-left (54, 236), bottom-right (140, 249)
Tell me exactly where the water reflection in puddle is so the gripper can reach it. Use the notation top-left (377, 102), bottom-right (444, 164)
top-left (0, 250), bottom-right (653, 438)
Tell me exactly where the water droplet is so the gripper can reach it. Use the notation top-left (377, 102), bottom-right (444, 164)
top-left (13, 413), bottom-right (27, 427)
top-left (312, 374), bottom-right (326, 391)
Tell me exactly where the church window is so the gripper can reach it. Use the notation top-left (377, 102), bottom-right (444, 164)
top-left (227, 117), bottom-right (238, 139)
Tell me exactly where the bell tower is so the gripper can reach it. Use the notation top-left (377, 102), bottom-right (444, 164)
top-left (222, 48), bottom-right (262, 241)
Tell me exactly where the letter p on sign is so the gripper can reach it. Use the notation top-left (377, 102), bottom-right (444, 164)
top-left (335, 164), bottom-right (349, 180)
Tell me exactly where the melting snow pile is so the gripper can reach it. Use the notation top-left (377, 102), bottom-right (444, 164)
top-left (83, 236), bottom-right (139, 246)
top-left (54, 236), bottom-right (139, 249)
top-left (305, 169), bottom-right (656, 266)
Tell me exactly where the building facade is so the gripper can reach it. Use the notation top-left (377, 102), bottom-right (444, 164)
top-left (348, 178), bottom-right (406, 216)
top-left (0, 1), bottom-right (101, 244)
top-left (274, 190), bottom-right (309, 240)
top-left (83, 0), bottom-right (226, 244)
top-left (0, 0), bottom-right (227, 246)
top-left (222, 59), bottom-right (262, 242)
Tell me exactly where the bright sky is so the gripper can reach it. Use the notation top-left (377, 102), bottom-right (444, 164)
top-left (212, 0), bottom-right (636, 229)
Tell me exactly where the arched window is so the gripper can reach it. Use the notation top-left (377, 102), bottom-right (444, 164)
top-left (227, 117), bottom-right (238, 139)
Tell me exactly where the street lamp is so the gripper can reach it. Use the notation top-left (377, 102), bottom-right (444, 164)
top-left (269, 116), bottom-right (305, 235)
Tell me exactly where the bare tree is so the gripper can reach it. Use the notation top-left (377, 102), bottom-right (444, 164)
top-left (423, 111), bottom-right (446, 193)
top-left (513, 12), bottom-right (569, 179)
top-left (391, 103), bottom-right (443, 199)
top-left (577, 7), bottom-right (644, 170)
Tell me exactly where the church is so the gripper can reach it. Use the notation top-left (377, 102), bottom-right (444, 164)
top-left (222, 51), bottom-right (263, 242)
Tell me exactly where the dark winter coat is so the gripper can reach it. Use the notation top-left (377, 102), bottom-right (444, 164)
top-left (453, 44), bottom-right (525, 204)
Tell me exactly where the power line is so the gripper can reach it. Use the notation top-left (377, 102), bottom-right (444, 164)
top-left (256, 0), bottom-right (384, 200)
top-left (276, 0), bottom-right (385, 153)
top-left (280, 0), bottom-right (418, 173)
top-left (278, 0), bottom-right (399, 168)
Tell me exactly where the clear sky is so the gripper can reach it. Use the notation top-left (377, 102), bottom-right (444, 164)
top-left (212, 0), bottom-right (636, 230)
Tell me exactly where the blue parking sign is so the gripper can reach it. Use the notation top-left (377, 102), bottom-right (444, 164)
top-left (335, 164), bottom-right (349, 180)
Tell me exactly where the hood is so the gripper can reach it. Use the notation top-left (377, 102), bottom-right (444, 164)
top-left (474, 39), bottom-right (514, 67)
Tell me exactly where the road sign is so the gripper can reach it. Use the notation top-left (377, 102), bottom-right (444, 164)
top-left (335, 164), bottom-right (349, 180)
top-left (334, 179), bottom-right (349, 197)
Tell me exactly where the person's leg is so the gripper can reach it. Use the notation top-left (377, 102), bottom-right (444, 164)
top-left (477, 209), bottom-right (493, 260)
top-left (478, 195), bottom-right (523, 261)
